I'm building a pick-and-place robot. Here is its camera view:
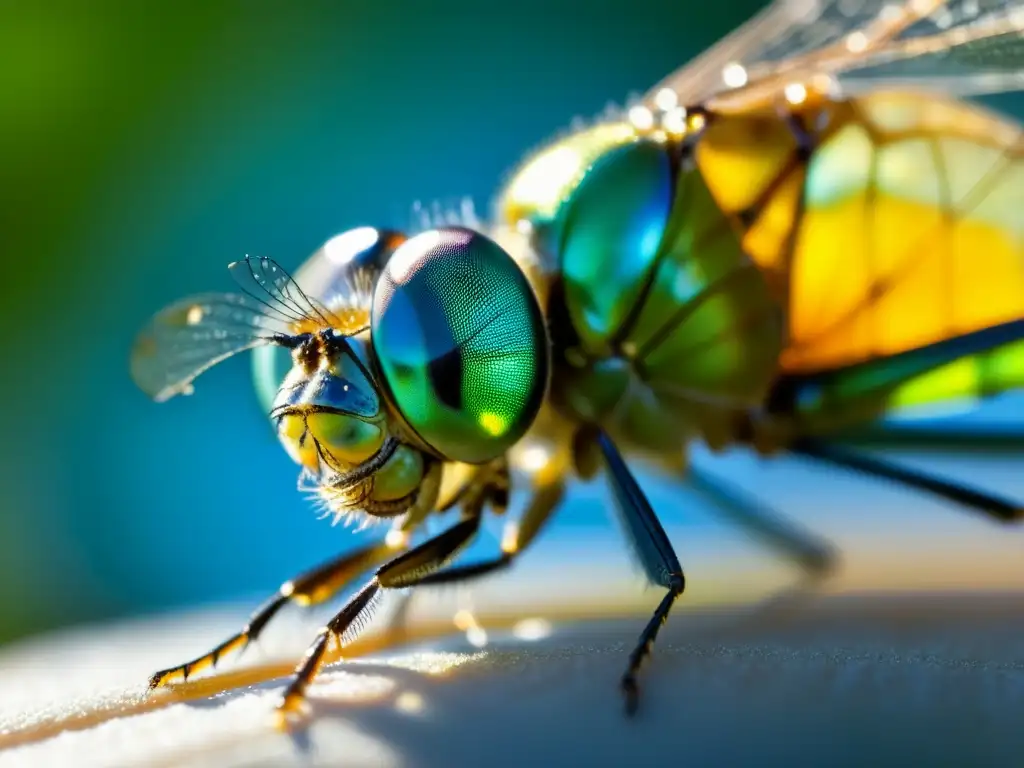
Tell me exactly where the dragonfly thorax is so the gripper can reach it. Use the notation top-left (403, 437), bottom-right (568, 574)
top-left (497, 123), bottom-right (785, 453)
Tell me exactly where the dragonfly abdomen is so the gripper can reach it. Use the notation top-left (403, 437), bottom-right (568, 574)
top-left (759, 91), bottom-right (1024, 434)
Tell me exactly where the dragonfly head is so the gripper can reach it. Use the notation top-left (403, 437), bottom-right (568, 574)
top-left (271, 329), bottom-right (385, 473)
top-left (131, 226), bottom-right (550, 521)
top-left (271, 227), bottom-right (551, 518)
top-left (270, 327), bottom-right (434, 518)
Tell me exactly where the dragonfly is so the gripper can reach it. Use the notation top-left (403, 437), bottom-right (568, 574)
top-left (131, 0), bottom-right (1024, 722)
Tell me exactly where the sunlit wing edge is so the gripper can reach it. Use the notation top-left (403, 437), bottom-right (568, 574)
top-left (130, 292), bottom-right (289, 404)
top-left (644, 0), bottom-right (1024, 109)
top-left (228, 255), bottom-right (345, 333)
top-left (643, 0), bottom-right (811, 107)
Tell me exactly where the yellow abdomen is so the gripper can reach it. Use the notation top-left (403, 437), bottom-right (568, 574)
top-left (701, 91), bottom-right (1024, 375)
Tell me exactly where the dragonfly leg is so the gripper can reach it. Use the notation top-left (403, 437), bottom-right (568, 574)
top-left (382, 462), bottom-right (559, 636)
top-left (832, 424), bottom-right (1024, 455)
top-left (147, 537), bottom-right (410, 689)
top-left (399, 479), bottom-right (565, 588)
top-left (683, 464), bottom-right (837, 579)
top-left (791, 438), bottom-right (1023, 524)
top-left (277, 512), bottom-right (483, 720)
top-left (588, 428), bottom-right (686, 717)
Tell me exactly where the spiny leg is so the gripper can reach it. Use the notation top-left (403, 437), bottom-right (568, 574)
top-left (149, 462), bottom-right (443, 690)
top-left (791, 438), bottom-right (1023, 524)
top-left (383, 459), bottom-right (522, 636)
top-left (148, 537), bottom-right (409, 689)
top-left (588, 428), bottom-right (685, 716)
top-left (277, 513), bottom-right (484, 719)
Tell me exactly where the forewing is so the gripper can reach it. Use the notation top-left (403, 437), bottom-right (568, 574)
top-left (227, 255), bottom-right (347, 334)
top-left (804, 0), bottom-right (1024, 97)
top-left (644, 0), bottom-right (825, 107)
top-left (131, 256), bottom-right (355, 403)
top-left (644, 0), bottom-right (1024, 109)
top-left (130, 292), bottom-right (293, 402)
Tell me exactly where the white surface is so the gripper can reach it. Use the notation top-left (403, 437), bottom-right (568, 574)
top-left (1, 592), bottom-right (1023, 768)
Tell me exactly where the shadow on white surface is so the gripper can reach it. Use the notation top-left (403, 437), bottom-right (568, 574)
top-left (1, 592), bottom-right (1023, 768)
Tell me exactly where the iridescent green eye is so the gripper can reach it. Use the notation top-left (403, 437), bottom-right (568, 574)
top-left (371, 226), bottom-right (548, 463)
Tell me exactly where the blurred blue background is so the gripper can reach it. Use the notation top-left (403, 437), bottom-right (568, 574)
top-left (0, 0), bottom-right (1021, 646)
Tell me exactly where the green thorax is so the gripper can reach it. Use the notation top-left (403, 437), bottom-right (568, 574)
top-left (495, 123), bottom-right (784, 452)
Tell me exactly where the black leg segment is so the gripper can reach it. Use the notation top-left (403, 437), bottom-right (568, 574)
top-left (593, 428), bottom-right (685, 716)
top-left (276, 514), bottom-right (483, 719)
top-left (792, 438), bottom-right (1022, 524)
top-left (147, 538), bottom-right (406, 689)
top-left (401, 479), bottom-right (564, 589)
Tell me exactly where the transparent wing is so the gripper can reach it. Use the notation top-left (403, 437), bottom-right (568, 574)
top-left (227, 255), bottom-right (343, 332)
top-left (131, 256), bottom-right (340, 403)
top-left (836, 5), bottom-right (1024, 95)
top-left (130, 292), bottom-right (295, 402)
top-left (644, 0), bottom-right (1024, 109)
top-left (644, 0), bottom-right (820, 107)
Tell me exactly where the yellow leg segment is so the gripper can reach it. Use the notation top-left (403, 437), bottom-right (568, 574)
top-left (147, 536), bottom-right (410, 689)
top-left (276, 512), bottom-right (484, 721)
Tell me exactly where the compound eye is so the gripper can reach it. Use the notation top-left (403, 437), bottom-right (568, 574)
top-left (371, 227), bottom-right (548, 463)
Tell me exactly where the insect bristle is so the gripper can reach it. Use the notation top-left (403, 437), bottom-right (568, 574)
top-left (339, 587), bottom-right (384, 647)
top-left (316, 294), bottom-right (373, 338)
top-left (310, 477), bottom-right (387, 530)
top-left (407, 196), bottom-right (482, 234)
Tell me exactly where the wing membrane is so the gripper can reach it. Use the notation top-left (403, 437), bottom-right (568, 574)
top-left (644, 0), bottom-right (815, 107)
top-left (130, 292), bottom-right (294, 402)
top-left (644, 0), bottom-right (1024, 108)
top-left (782, 105), bottom-right (1023, 374)
top-left (131, 256), bottom-right (339, 403)
top-left (947, 28), bottom-right (1024, 70)
top-left (227, 255), bottom-right (343, 332)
